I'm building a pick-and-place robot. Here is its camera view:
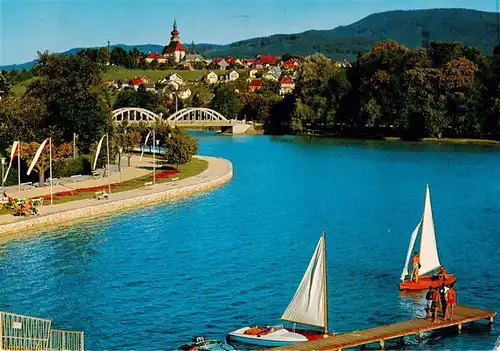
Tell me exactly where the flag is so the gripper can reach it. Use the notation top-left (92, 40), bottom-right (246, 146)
top-left (3, 140), bottom-right (19, 183)
top-left (27, 138), bottom-right (49, 176)
top-left (93, 134), bottom-right (107, 170)
top-left (140, 131), bottom-right (152, 162)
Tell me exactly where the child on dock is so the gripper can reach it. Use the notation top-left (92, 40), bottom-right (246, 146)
top-left (432, 287), bottom-right (442, 323)
top-left (425, 286), bottom-right (434, 319)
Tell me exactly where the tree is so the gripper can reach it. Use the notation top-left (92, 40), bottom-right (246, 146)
top-left (211, 84), bottom-right (240, 119)
top-left (20, 141), bottom-right (72, 186)
top-left (26, 53), bottom-right (112, 153)
top-left (115, 131), bottom-right (141, 167)
top-left (163, 129), bottom-right (198, 168)
top-left (0, 71), bottom-right (11, 97)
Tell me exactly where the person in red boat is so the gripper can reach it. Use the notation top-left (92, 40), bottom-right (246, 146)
top-left (434, 265), bottom-right (447, 283)
top-left (445, 284), bottom-right (457, 321)
top-left (411, 252), bottom-right (420, 282)
top-left (432, 287), bottom-right (442, 323)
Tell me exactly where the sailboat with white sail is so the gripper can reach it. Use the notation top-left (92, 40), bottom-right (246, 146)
top-left (399, 185), bottom-right (456, 290)
top-left (227, 232), bottom-right (331, 347)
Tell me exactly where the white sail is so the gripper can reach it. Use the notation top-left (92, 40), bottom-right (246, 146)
top-left (281, 235), bottom-right (326, 329)
top-left (401, 220), bottom-right (422, 281)
top-left (419, 185), bottom-right (441, 275)
top-left (93, 134), bottom-right (107, 171)
top-left (27, 138), bottom-right (49, 176)
top-left (140, 131), bottom-right (152, 162)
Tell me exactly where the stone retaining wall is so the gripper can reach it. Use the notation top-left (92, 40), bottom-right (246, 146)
top-left (0, 158), bottom-right (233, 236)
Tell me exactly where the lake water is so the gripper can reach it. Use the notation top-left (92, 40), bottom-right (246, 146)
top-left (0, 135), bottom-right (499, 350)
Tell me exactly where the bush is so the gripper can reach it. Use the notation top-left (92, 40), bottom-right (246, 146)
top-left (54, 155), bottom-right (92, 177)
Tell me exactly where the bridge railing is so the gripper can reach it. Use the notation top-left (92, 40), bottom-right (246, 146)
top-left (167, 120), bottom-right (247, 125)
top-left (0, 312), bottom-right (52, 351)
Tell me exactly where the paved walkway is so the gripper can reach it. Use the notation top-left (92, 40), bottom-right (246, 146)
top-left (3, 155), bottom-right (153, 199)
top-left (0, 156), bottom-right (232, 235)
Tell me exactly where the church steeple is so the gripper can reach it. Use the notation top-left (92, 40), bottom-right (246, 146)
top-left (170, 20), bottom-right (180, 42)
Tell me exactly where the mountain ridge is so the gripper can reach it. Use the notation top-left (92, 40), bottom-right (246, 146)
top-left (1, 8), bottom-right (498, 71)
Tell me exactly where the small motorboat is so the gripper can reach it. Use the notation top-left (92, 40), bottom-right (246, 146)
top-left (399, 185), bottom-right (456, 290)
top-left (178, 336), bottom-right (235, 351)
top-left (228, 233), bottom-right (333, 347)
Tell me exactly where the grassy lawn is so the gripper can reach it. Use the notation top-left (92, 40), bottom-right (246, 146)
top-left (11, 77), bottom-right (41, 96)
top-left (0, 158), bottom-right (208, 215)
top-left (385, 137), bottom-right (500, 145)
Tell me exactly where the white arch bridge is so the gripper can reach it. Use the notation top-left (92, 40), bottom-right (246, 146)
top-left (112, 107), bottom-right (251, 134)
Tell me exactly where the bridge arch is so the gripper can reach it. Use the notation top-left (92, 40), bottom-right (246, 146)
top-left (112, 107), bottom-right (161, 123)
top-left (166, 108), bottom-right (228, 122)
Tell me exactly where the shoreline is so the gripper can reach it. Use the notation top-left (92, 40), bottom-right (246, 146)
top-left (0, 156), bottom-right (233, 241)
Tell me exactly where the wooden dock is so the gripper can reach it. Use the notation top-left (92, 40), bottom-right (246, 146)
top-left (271, 305), bottom-right (496, 350)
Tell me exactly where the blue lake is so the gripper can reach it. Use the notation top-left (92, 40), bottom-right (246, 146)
top-left (0, 135), bottom-right (499, 350)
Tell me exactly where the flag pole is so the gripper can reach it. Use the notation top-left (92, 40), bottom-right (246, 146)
top-left (17, 139), bottom-right (21, 193)
top-left (49, 137), bottom-right (53, 206)
top-left (106, 134), bottom-right (111, 195)
top-left (153, 129), bottom-right (156, 185)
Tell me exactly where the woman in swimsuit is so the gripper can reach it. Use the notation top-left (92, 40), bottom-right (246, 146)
top-left (445, 285), bottom-right (457, 321)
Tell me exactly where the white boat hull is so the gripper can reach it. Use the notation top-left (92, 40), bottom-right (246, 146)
top-left (228, 327), bottom-right (308, 347)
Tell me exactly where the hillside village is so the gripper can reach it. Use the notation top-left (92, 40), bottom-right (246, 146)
top-left (103, 21), bottom-right (351, 103)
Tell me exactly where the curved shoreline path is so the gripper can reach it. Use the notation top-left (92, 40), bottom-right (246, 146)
top-left (0, 156), bottom-right (233, 239)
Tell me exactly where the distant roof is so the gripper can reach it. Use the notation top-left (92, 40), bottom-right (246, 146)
top-left (249, 79), bottom-right (263, 87)
top-left (258, 55), bottom-right (280, 65)
top-left (280, 76), bottom-right (294, 84)
top-left (146, 52), bottom-right (164, 59)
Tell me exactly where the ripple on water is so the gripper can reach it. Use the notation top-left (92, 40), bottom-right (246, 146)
top-left (0, 136), bottom-right (499, 350)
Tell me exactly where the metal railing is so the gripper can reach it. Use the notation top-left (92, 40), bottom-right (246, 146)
top-left (0, 312), bottom-right (52, 351)
top-left (0, 312), bottom-right (84, 351)
top-left (49, 330), bottom-right (84, 351)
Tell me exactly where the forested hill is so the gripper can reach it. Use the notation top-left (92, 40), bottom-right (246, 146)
top-left (1, 8), bottom-right (498, 70)
top-left (201, 8), bottom-right (499, 59)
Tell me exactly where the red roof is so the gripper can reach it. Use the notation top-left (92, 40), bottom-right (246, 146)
top-left (244, 59), bottom-right (256, 64)
top-left (282, 60), bottom-right (298, 70)
top-left (147, 52), bottom-right (164, 60)
top-left (258, 55), bottom-right (280, 65)
top-left (280, 76), bottom-right (294, 85)
top-left (162, 41), bottom-right (186, 54)
top-left (225, 57), bottom-right (237, 64)
top-left (130, 76), bottom-right (149, 86)
top-left (249, 79), bottom-right (263, 87)
top-left (212, 58), bottom-right (223, 64)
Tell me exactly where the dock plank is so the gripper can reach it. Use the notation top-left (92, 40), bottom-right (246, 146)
top-left (270, 305), bottom-right (496, 350)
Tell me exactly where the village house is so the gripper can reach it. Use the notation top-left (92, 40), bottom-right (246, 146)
top-left (263, 66), bottom-right (282, 81)
top-left (248, 79), bottom-right (263, 92)
top-left (184, 54), bottom-right (205, 62)
top-left (178, 88), bottom-right (192, 99)
top-left (279, 76), bottom-right (295, 95)
top-left (130, 76), bottom-right (150, 90)
top-left (144, 83), bottom-right (156, 92)
top-left (145, 52), bottom-right (168, 64)
top-left (158, 73), bottom-right (184, 90)
top-left (257, 55), bottom-right (280, 68)
top-left (204, 71), bottom-right (218, 84)
top-left (228, 69), bottom-right (239, 81)
top-left (225, 57), bottom-right (242, 66)
top-left (211, 58), bottom-right (230, 70)
top-left (282, 58), bottom-right (300, 71)
top-left (248, 69), bottom-right (259, 78)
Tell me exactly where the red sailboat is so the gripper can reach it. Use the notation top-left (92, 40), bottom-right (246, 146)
top-left (399, 185), bottom-right (456, 290)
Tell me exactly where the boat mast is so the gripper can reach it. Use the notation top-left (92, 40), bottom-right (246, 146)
top-left (322, 231), bottom-right (328, 334)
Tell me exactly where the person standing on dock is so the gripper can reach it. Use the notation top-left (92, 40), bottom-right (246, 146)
top-left (411, 252), bottom-right (420, 282)
top-left (425, 286), bottom-right (434, 319)
top-left (440, 283), bottom-right (449, 318)
top-left (445, 284), bottom-right (457, 321)
top-left (432, 287), bottom-right (442, 323)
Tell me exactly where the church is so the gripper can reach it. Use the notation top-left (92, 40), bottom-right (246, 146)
top-left (162, 20), bottom-right (186, 63)
top-left (145, 21), bottom-right (186, 64)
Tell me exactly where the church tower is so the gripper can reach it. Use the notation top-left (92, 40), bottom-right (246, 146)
top-left (162, 20), bottom-right (186, 63)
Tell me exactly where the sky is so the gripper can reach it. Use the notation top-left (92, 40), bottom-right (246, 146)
top-left (0, 0), bottom-right (498, 65)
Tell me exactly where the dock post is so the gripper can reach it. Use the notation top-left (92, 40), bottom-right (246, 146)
top-left (379, 339), bottom-right (385, 349)
top-left (418, 331), bottom-right (424, 340)
top-left (489, 316), bottom-right (494, 325)
top-left (458, 323), bottom-right (462, 333)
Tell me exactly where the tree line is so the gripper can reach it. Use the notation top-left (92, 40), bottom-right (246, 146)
top-left (0, 53), bottom-right (197, 186)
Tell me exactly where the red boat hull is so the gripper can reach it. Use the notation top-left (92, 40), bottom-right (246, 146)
top-left (399, 274), bottom-right (456, 290)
